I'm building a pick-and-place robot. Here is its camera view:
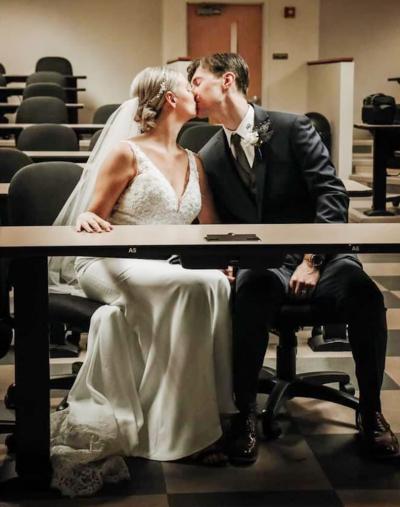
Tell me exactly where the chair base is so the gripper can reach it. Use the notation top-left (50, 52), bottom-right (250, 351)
top-left (258, 366), bottom-right (359, 438)
top-left (308, 334), bottom-right (351, 352)
top-left (49, 342), bottom-right (79, 358)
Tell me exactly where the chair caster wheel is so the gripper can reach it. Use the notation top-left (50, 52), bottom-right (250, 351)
top-left (4, 383), bottom-right (16, 410)
top-left (340, 382), bottom-right (355, 396)
top-left (5, 433), bottom-right (16, 454)
top-left (261, 412), bottom-right (282, 439)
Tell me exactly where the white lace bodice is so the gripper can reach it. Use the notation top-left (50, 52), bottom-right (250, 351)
top-left (110, 141), bottom-right (201, 226)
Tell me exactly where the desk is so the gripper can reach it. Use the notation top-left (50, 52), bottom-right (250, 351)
top-left (23, 151), bottom-right (90, 162)
top-left (0, 103), bottom-right (84, 124)
top-left (0, 86), bottom-right (86, 104)
top-left (343, 178), bottom-right (372, 197)
top-left (0, 103), bottom-right (84, 114)
top-left (354, 123), bottom-right (400, 215)
top-left (2, 222), bottom-right (400, 488)
top-left (0, 124), bottom-right (104, 138)
top-left (3, 75), bottom-right (87, 86)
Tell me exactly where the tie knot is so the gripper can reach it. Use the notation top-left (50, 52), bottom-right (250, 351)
top-left (231, 133), bottom-right (242, 147)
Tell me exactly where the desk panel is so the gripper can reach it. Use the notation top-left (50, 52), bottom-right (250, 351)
top-left (2, 222), bottom-right (400, 487)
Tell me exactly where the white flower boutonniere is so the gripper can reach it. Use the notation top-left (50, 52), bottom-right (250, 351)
top-left (242, 117), bottom-right (274, 148)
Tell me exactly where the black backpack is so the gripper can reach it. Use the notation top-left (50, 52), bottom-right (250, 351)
top-left (362, 93), bottom-right (396, 124)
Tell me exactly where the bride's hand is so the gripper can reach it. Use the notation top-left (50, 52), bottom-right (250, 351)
top-left (221, 265), bottom-right (235, 284)
top-left (76, 211), bottom-right (113, 233)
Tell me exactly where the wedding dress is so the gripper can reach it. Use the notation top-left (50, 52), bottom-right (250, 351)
top-left (50, 141), bottom-right (236, 496)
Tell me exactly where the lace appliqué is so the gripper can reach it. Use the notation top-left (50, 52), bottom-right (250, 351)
top-left (50, 408), bottom-right (130, 497)
top-left (110, 142), bottom-right (201, 226)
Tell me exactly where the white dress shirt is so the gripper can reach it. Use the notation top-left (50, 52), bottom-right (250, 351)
top-left (223, 105), bottom-right (255, 167)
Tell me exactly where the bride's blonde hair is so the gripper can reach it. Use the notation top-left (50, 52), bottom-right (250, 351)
top-left (130, 67), bottom-right (182, 132)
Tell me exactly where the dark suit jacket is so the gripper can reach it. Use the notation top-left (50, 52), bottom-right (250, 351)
top-left (199, 105), bottom-right (358, 270)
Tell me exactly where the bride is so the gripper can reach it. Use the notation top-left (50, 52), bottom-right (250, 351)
top-left (48, 67), bottom-right (236, 497)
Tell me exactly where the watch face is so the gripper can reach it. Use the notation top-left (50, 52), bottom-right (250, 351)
top-left (312, 254), bottom-right (324, 267)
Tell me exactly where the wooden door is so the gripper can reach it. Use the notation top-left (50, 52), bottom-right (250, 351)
top-left (187, 3), bottom-right (263, 103)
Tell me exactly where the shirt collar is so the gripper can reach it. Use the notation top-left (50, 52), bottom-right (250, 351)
top-left (223, 105), bottom-right (255, 146)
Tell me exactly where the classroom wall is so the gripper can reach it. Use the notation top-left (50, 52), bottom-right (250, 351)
top-left (0, 0), bottom-right (162, 121)
top-left (319, 0), bottom-right (400, 137)
top-left (162, 0), bottom-right (320, 113)
top-left (3, 0), bottom-right (400, 128)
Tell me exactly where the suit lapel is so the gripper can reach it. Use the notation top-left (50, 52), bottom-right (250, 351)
top-left (252, 105), bottom-right (272, 220)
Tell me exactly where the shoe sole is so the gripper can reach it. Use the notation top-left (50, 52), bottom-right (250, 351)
top-left (229, 455), bottom-right (258, 466)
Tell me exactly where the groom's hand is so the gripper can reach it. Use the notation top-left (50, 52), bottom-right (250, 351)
top-left (222, 266), bottom-right (235, 284)
top-left (289, 260), bottom-right (320, 298)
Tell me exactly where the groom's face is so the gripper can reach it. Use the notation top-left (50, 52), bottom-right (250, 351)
top-left (190, 66), bottom-right (224, 119)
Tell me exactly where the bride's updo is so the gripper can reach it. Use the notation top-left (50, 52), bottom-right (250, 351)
top-left (130, 67), bottom-right (182, 132)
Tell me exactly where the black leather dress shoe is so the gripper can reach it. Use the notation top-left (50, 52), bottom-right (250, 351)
top-left (228, 410), bottom-right (259, 465)
top-left (356, 411), bottom-right (399, 459)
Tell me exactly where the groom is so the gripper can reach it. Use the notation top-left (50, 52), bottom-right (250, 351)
top-left (188, 53), bottom-right (399, 464)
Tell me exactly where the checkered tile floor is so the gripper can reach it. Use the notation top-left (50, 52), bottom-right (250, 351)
top-left (1, 253), bottom-right (400, 506)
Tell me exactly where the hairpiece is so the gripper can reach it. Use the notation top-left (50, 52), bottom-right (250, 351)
top-left (153, 74), bottom-right (168, 102)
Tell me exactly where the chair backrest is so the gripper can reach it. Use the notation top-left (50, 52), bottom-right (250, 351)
top-left (16, 97), bottom-right (68, 124)
top-left (92, 104), bottom-right (120, 124)
top-left (177, 121), bottom-right (205, 143)
top-left (178, 124), bottom-right (222, 153)
top-left (16, 124), bottom-right (79, 151)
top-left (23, 83), bottom-right (66, 102)
top-left (305, 112), bottom-right (332, 154)
top-left (35, 57), bottom-right (73, 75)
top-left (26, 71), bottom-right (66, 87)
top-left (0, 148), bottom-right (33, 183)
top-left (0, 63), bottom-right (5, 74)
top-left (8, 162), bottom-right (83, 226)
top-left (89, 129), bottom-right (103, 151)
top-left (0, 149), bottom-right (33, 225)
top-left (0, 74), bottom-right (7, 105)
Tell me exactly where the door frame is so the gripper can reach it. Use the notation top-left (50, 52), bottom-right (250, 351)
top-left (162, 0), bottom-right (270, 106)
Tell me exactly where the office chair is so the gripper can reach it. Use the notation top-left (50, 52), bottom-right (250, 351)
top-left (177, 121), bottom-right (208, 144)
top-left (178, 124), bottom-right (222, 152)
top-left (305, 112), bottom-right (332, 154)
top-left (0, 63), bottom-right (5, 74)
top-left (0, 149), bottom-right (33, 188)
top-left (258, 302), bottom-right (359, 438)
top-left (3, 162), bottom-right (104, 431)
top-left (0, 149), bottom-right (33, 338)
top-left (92, 104), bottom-right (120, 124)
top-left (0, 74), bottom-right (9, 123)
top-left (7, 161), bottom-right (103, 359)
top-left (26, 71), bottom-right (66, 87)
top-left (89, 129), bottom-right (103, 151)
top-left (15, 97), bottom-right (68, 124)
top-left (16, 124), bottom-right (79, 151)
top-left (23, 83), bottom-right (67, 102)
top-left (35, 57), bottom-right (73, 76)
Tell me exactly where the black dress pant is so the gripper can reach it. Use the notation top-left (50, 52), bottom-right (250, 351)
top-left (233, 257), bottom-right (387, 415)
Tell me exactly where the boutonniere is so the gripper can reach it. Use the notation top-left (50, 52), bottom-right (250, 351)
top-left (242, 117), bottom-right (274, 148)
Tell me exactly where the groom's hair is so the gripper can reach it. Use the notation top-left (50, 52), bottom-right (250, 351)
top-left (187, 53), bottom-right (249, 96)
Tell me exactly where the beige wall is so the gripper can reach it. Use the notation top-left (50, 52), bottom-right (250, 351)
top-left (0, 0), bottom-right (162, 121)
top-left (5, 0), bottom-right (397, 128)
top-left (162, 0), bottom-right (320, 113)
top-left (319, 0), bottom-right (400, 137)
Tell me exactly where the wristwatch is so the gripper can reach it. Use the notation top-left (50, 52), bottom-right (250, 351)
top-left (304, 253), bottom-right (325, 268)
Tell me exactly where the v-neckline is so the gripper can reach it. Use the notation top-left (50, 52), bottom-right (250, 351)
top-left (129, 141), bottom-right (192, 205)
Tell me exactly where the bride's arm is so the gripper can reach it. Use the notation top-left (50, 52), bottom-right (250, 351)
top-left (76, 144), bottom-right (136, 232)
top-left (194, 155), bottom-right (220, 224)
